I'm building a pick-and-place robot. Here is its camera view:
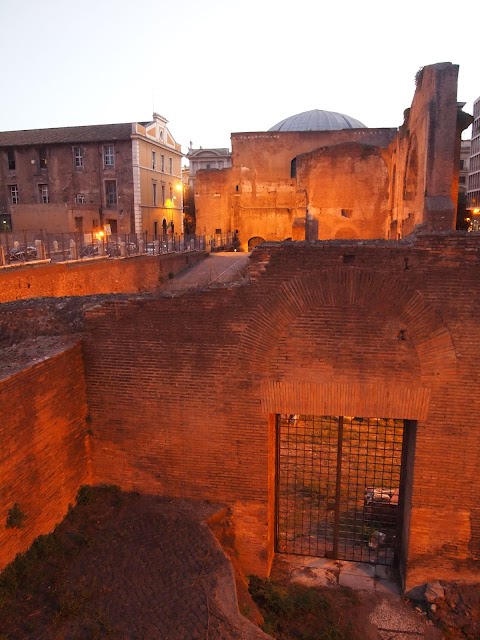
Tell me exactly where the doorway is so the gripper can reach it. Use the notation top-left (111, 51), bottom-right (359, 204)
top-left (275, 415), bottom-right (408, 566)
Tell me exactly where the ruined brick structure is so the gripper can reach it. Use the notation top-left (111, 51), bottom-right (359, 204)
top-left (195, 63), bottom-right (471, 250)
top-left (0, 340), bottom-right (91, 564)
top-left (1, 235), bottom-right (479, 594)
top-left (0, 60), bottom-right (478, 597)
top-left (78, 236), bottom-right (480, 592)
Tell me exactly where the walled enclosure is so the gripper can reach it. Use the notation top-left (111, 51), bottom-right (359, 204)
top-left (195, 63), bottom-right (470, 249)
top-left (0, 251), bottom-right (206, 303)
top-left (75, 235), bottom-right (479, 592)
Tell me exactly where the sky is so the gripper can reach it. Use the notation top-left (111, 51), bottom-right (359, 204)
top-left (1, 0), bottom-right (478, 162)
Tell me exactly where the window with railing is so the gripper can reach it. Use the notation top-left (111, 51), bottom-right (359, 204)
top-left (73, 146), bottom-right (84, 169)
top-left (103, 145), bottom-right (115, 168)
top-left (105, 180), bottom-right (117, 206)
top-left (9, 184), bottom-right (19, 204)
top-left (39, 184), bottom-right (49, 203)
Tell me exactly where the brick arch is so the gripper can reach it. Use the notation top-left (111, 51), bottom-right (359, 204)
top-left (237, 268), bottom-right (456, 419)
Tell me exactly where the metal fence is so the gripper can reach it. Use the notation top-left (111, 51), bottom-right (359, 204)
top-left (0, 229), bottom-right (239, 267)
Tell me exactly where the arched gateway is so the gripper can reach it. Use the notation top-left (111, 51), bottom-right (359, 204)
top-left (234, 265), bottom-right (456, 580)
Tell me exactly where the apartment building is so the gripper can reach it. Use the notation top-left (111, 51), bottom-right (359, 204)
top-left (0, 113), bottom-right (183, 237)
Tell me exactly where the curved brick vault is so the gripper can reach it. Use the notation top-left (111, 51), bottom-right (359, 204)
top-left (236, 268), bottom-right (457, 421)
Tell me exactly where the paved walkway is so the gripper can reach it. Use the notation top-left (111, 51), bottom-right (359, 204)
top-left (279, 555), bottom-right (442, 639)
top-left (164, 251), bottom-right (250, 290)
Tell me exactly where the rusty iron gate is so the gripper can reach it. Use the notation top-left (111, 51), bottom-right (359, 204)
top-left (275, 415), bottom-right (405, 566)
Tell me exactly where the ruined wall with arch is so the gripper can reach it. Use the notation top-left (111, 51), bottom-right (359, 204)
top-left (195, 64), bottom-right (469, 249)
top-left (80, 235), bottom-right (480, 592)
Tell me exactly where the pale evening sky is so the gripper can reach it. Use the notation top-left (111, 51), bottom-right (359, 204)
top-left (0, 0), bottom-right (478, 162)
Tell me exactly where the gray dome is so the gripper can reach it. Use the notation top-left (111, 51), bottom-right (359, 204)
top-left (268, 109), bottom-right (366, 132)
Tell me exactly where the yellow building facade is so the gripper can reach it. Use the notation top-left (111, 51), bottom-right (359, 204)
top-left (132, 113), bottom-right (183, 237)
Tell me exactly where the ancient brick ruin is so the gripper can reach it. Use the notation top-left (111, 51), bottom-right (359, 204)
top-left (0, 62), bottom-right (478, 596)
top-left (195, 63), bottom-right (471, 249)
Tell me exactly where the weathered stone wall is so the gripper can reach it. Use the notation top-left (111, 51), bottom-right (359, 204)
top-left (0, 252), bottom-right (206, 303)
top-left (0, 341), bottom-right (90, 569)
top-left (195, 63), bottom-right (470, 249)
top-left (81, 234), bottom-right (480, 591)
top-left (390, 63), bottom-right (461, 235)
top-left (194, 168), bottom-right (233, 236)
top-left (297, 142), bottom-right (391, 239)
top-left (195, 129), bottom-right (396, 248)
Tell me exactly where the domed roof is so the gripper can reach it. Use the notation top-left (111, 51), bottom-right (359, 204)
top-left (268, 109), bottom-right (366, 132)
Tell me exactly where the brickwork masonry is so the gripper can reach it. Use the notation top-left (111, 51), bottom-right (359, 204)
top-left (0, 341), bottom-right (91, 568)
top-left (1, 235), bottom-right (480, 594)
top-left (0, 252), bottom-right (206, 303)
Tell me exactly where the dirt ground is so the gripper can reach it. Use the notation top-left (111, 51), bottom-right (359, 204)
top-left (0, 486), bottom-right (478, 640)
top-left (0, 486), bottom-right (267, 640)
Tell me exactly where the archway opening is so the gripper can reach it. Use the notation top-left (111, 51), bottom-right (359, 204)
top-left (248, 236), bottom-right (266, 251)
top-left (275, 414), bottom-right (414, 568)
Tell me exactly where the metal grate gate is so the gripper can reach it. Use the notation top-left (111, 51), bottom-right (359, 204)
top-left (276, 415), bottom-right (404, 566)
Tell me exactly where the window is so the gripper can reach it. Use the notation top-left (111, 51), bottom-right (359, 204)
top-left (290, 158), bottom-right (296, 178)
top-left (206, 164), bottom-right (211, 169)
top-left (75, 193), bottom-right (86, 203)
top-left (460, 159), bottom-right (465, 170)
top-left (9, 184), bottom-right (19, 204)
top-left (39, 184), bottom-right (49, 203)
top-left (152, 151), bottom-right (156, 169)
top-left (153, 182), bottom-right (157, 206)
top-left (74, 217), bottom-right (83, 233)
top-left (169, 157), bottom-right (172, 174)
top-left (161, 184), bottom-right (165, 205)
top-left (341, 209), bottom-right (353, 218)
top-left (161, 154), bottom-right (165, 172)
top-left (39, 147), bottom-right (47, 169)
top-left (7, 149), bottom-right (15, 171)
top-left (169, 186), bottom-right (173, 200)
top-left (103, 145), bottom-right (115, 167)
top-left (459, 176), bottom-right (466, 184)
top-left (105, 180), bottom-right (117, 205)
top-left (73, 147), bottom-right (84, 169)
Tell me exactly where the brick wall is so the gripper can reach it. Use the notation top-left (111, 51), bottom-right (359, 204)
top-left (195, 63), bottom-right (469, 249)
top-left (82, 234), bottom-right (480, 590)
top-left (0, 252), bottom-right (206, 303)
top-left (0, 341), bottom-right (90, 569)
